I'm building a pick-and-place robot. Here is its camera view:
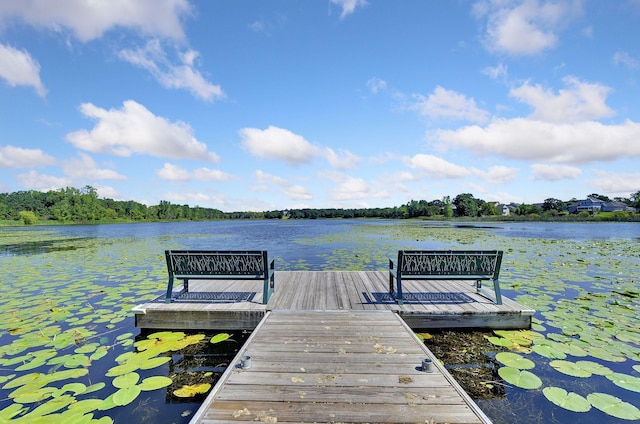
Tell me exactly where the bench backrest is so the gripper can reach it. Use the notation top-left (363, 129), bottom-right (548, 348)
top-left (399, 250), bottom-right (503, 279)
top-left (165, 250), bottom-right (268, 277)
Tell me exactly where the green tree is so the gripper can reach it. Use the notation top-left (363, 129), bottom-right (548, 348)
top-left (542, 198), bottom-right (564, 212)
top-left (631, 190), bottom-right (640, 209)
top-left (18, 211), bottom-right (38, 225)
top-left (453, 193), bottom-right (479, 217)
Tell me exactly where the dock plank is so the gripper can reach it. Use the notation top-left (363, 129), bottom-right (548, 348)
top-left (133, 271), bottom-right (534, 330)
top-left (191, 310), bottom-right (492, 424)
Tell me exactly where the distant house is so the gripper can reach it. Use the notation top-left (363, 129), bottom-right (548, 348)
top-left (567, 197), bottom-right (632, 214)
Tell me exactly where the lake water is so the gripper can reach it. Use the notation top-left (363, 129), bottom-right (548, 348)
top-left (0, 220), bottom-right (638, 423)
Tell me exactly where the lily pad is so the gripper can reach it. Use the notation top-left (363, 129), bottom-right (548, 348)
top-left (606, 372), bottom-right (640, 393)
top-left (139, 376), bottom-right (173, 391)
top-left (543, 387), bottom-right (591, 412)
top-left (587, 392), bottom-right (640, 420)
top-left (173, 383), bottom-right (211, 398)
top-left (112, 372), bottom-right (140, 389)
top-left (495, 352), bottom-right (535, 370)
top-left (210, 333), bottom-right (231, 344)
top-left (550, 360), bottom-right (592, 378)
top-left (112, 385), bottom-right (142, 406)
top-left (497, 367), bottom-right (542, 389)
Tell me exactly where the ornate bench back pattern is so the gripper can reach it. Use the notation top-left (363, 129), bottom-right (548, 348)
top-left (400, 250), bottom-right (501, 278)
top-left (168, 251), bottom-right (266, 276)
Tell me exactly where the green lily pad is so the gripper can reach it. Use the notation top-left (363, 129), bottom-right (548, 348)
top-left (575, 360), bottom-right (612, 376)
top-left (532, 343), bottom-right (566, 359)
top-left (495, 352), bottom-right (535, 370)
top-left (606, 372), bottom-right (640, 393)
top-left (485, 336), bottom-right (514, 348)
top-left (587, 392), bottom-right (640, 420)
top-left (112, 385), bottom-right (142, 406)
top-left (550, 360), bottom-right (592, 378)
top-left (112, 372), bottom-right (140, 389)
top-left (210, 333), bottom-right (231, 344)
top-left (543, 387), bottom-right (591, 412)
top-left (139, 376), bottom-right (173, 391)
top-left (498, 367), bottom-right (542, 389)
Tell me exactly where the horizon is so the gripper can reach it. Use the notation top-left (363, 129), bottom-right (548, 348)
top-left (1, 1), bottom-right (639, 212)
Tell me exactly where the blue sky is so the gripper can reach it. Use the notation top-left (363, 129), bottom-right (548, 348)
top-left (1, 0), bottom-right (639, 212)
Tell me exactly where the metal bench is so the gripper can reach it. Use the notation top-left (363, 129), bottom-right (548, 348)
top-left (165, 250), bottom-right (275, 304)
top-left (389, 250), bottom-right (503, 305)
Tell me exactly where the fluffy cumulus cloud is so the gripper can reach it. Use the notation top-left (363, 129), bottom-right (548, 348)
top-left (66, 100), bottom-right (219, 161)
top-left (434, 119), bottom-right (640, 164)
top-left (472, 165), bottom-right (519, 184)
top-left (510, 76), bottom-right (614, 123)
top-left (17, 170), bottom-right (71, 191)
top-left (330, 0), bottom-right (368, 19)
top-left (0, 145), bottom-right (55, 168)
top-left (474, 0), bottom-right (581, 56)
top-left (404, 154), bottom-right (472, 179)
top-left (410, 87), bottom-right (489, 123)
top-left (321, 172), bottom-right (387, 202)
top-left (62, 153), bottom-right (126, 180)
top-left (0, 0), bottom-right (192, 42)
top-left (531, 163), bottom-right (581, 181)
top-left (239, 125), bottom-right (358, 169)
top-left (157, 162), bottom-right (232, 182)
top-left (119, 40), bottom-right (224, 102)
top-left (0, 44), bottom-right (46, 97)
top-left (588, 171), bottom-right (640, 195)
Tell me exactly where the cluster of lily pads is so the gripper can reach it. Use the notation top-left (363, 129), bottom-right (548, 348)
top-left (0, 230), bottom-right (235, 423)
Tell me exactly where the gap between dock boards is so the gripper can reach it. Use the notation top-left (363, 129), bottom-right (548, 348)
top-left (190, 310), bottom-right (493, 424)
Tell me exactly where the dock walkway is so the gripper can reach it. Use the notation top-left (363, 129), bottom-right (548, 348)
top-left (133, 271), bottom-right (534, 330)
top-left (190, 310), bottom-right (493, 424)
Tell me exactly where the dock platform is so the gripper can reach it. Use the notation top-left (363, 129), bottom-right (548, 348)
top-left (190, 310), bottom-right (493, 424)
top-left (133, 271), bottom-right (534, 331)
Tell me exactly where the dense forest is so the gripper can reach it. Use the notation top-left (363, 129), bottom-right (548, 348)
top-left (1, 185), bottom-right (639, 225)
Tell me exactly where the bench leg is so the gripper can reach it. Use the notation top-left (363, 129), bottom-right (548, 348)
top-left (493, 279), bottom-right (502, 305)
top-left (165, 277), bottom-right (174, 303)
top-left (396, 277), bottom-right (404, 305)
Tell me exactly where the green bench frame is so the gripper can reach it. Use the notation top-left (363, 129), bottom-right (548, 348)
top-left (165, 250), bottom-right (275, 304)
top-left (389, 250), bottom-right (503, 305)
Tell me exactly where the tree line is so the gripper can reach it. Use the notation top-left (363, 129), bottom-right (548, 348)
top-left (1, 186), bottom-right (639, 225)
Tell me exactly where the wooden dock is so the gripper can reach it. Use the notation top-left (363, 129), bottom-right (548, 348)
top-left (190, 310), bottom-right (493, 424)
top-left (133, 271), bottom-right (534, 331)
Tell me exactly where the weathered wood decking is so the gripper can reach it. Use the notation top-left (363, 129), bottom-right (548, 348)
top-left (190, 310), bottom-right (493, 424)
top-left (133, 271), bottom-right (534, 330)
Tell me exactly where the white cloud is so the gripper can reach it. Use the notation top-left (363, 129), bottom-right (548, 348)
top-left (613, 51), bottom-right (639, 69)
top-left (0, 0), bottom-right (191, 42)
top-left (17, 170), bottom-right (71, 191)
top-left (0, 145), bottom-right (55, 168)
top-left (588, 171), bottom-right (640, 195)
top-left (62, 153), bottom-right (126, 180)
top-left (404, 154), bottom-right (472, 178)
top-left (157, 162), bottom-right (232, 182)
top-left (240, 126), bottom-right (320, 166)
top-left (482, 62), bottom-right (508, 80)
top-left (0, 44), bottom-right (46, 97)
top-left (327, 174), bottom-right (387, 201)
top-left (119, 40), bottom-right (224, 102)
top-left (410, 87), bottom-right (489, 123)
top-left (330, 0), bottom-right (368, 19)
top-left (163, 190), bottom-right (226, 206)
top-left (474, 0), bottom-right (581, 56)
top-left (472, 165), bottom-right (519, 184)
top-left (367, 77), bottom-right (387, 94)
top-left (239, 125), bottom-right (359, 169)
top-left (95, 185), bottom-right (123, 200)
top-left (510, 76), bottom-right (614, 122)
top-left (324, 147), bottom-right (360, 170)
top-left (254, 170), bottom-right (312, 201)
top-left (531, 163), bottom-right (581, 180)
top-left (434, 118), bottom-right (640, 164)
top-left (66, 100), bottom-right (219, 162)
